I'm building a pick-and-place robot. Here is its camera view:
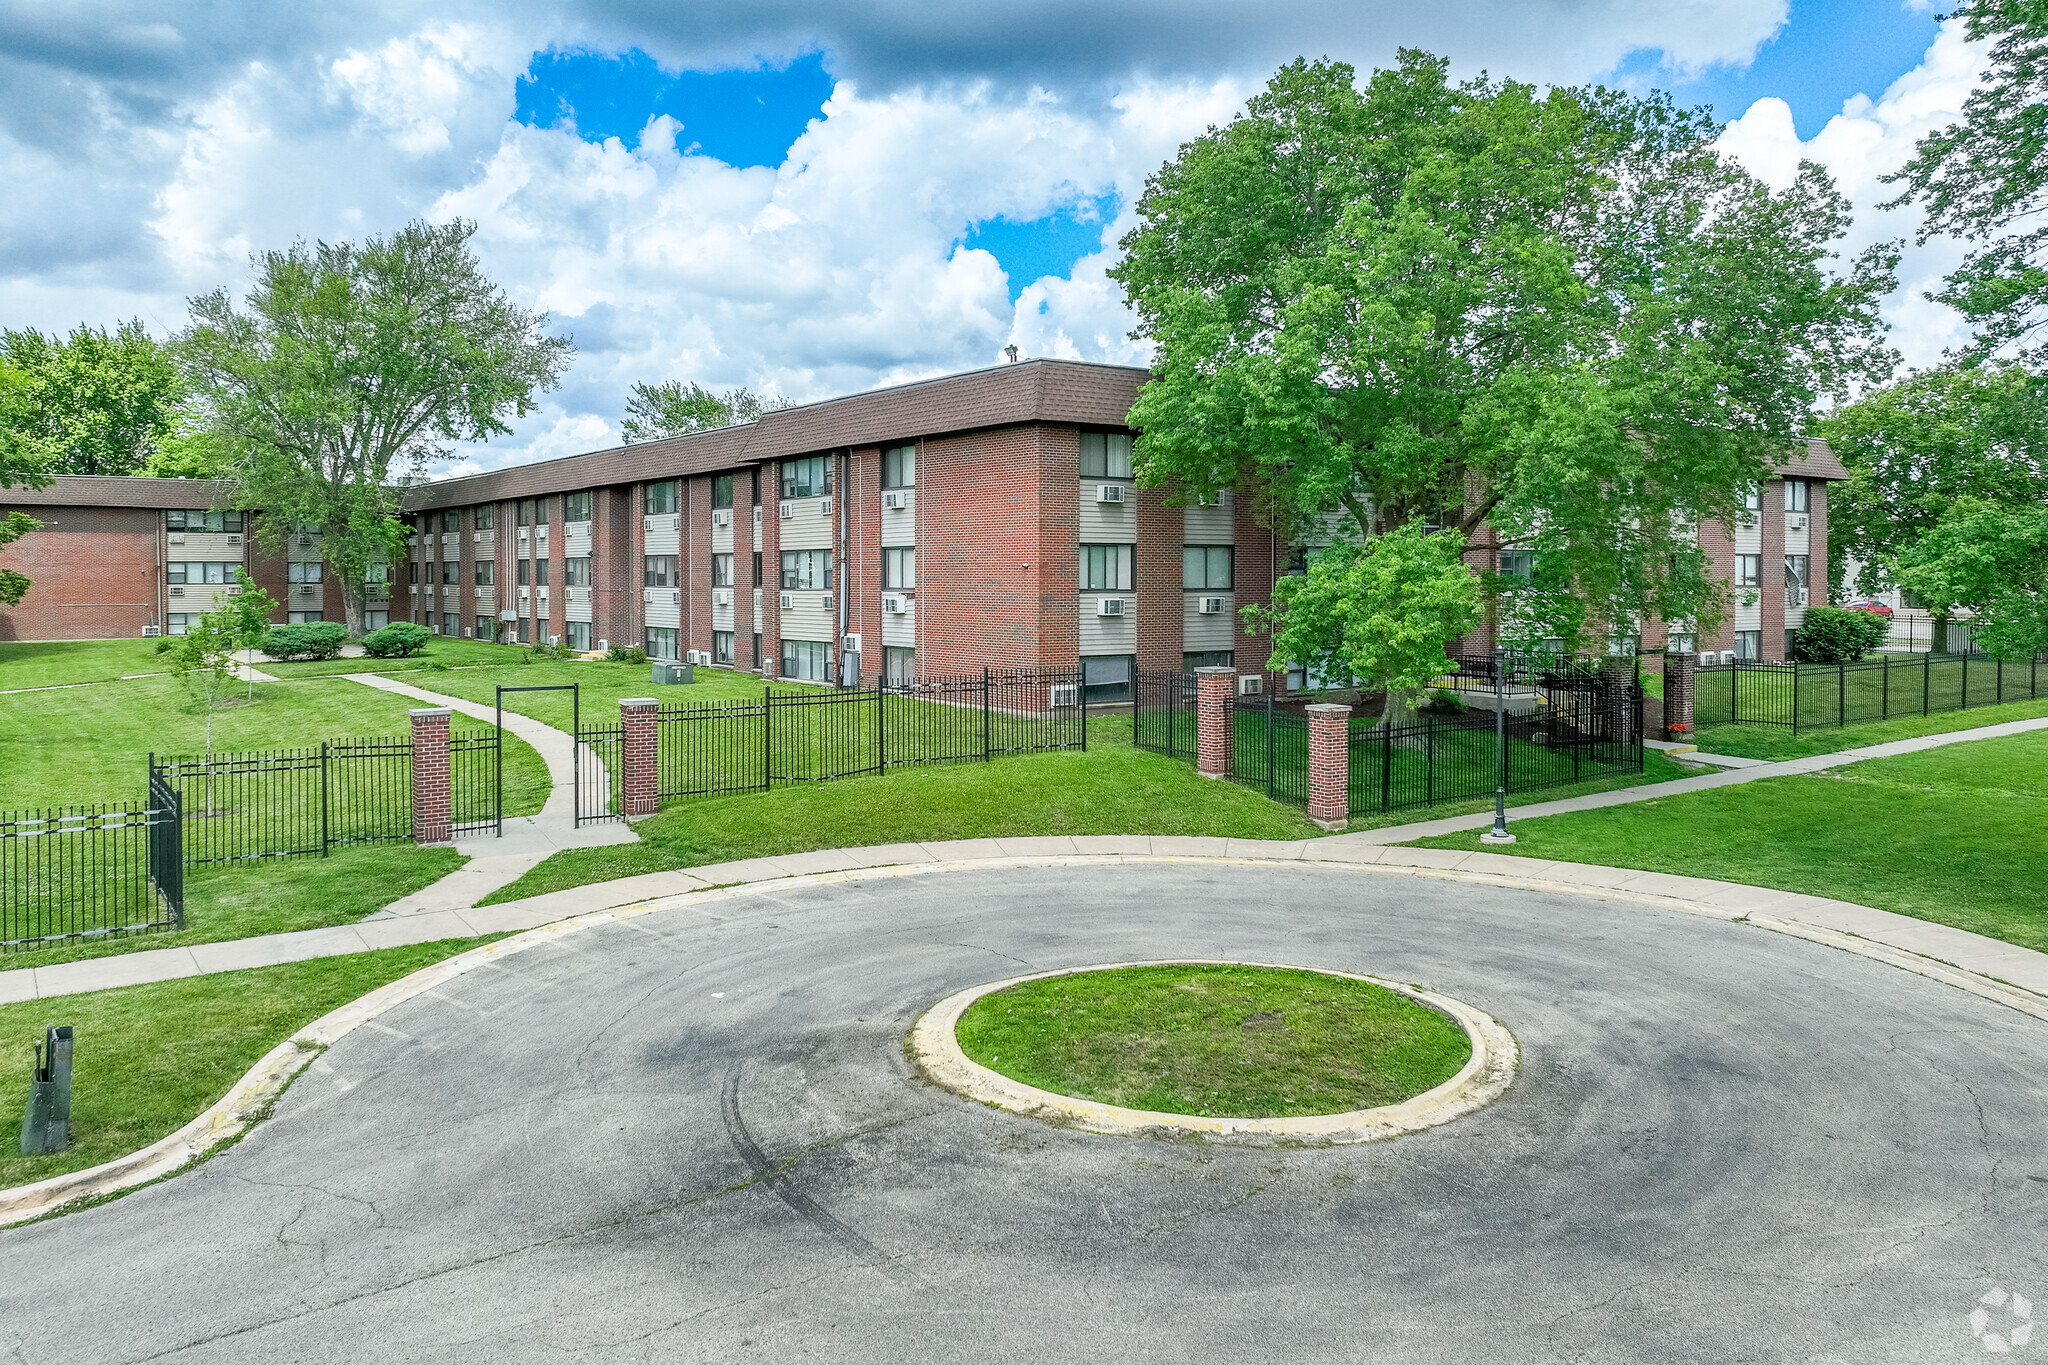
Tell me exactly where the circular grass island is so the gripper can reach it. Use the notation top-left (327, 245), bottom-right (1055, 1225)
top-left (918, 962), bottom-right (1515, 1142)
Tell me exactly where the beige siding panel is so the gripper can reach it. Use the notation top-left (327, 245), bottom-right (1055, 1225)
top-left (882, 599), bottom-right (915, 649)
top-left (1078, 482), bottom-right (1137, 542)
top-left (1182, 489), bottom-right (1233, 544)
top-left (564, 523), bottom-right (593, 557)
top-left (1079, 594), bottom-right (1137, 654)
top-left (643, 588), bottom-right (681, 629)
top-left (642, 513), bottom-right (680, 556)
top-left (781, 591), bottom-right (835, 641)
top-left (778, 496), bottom-right (833, 551)
top-left (1183, 593), bottom-right (1234, 651)
top-left (881, 491), bottom-right (916, 548)
top-left (166, 531), bottom-right (245, 559)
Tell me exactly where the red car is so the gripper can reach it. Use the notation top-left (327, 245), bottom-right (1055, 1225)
top-left (1846, 599), bottom-right (1894, 619)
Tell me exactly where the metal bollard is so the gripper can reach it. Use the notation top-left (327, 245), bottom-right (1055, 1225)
top-left (18, 1026), bottom-right (72, 1156)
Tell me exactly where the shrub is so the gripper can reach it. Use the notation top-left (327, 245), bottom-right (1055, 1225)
top-left (152, 637), bottom-right (173, 654)
top-left (361, 622), bottom-right (433, 658)
top-left (1792, 606), bottom-right (1891, 664)
top-left (1421, 687), bottom-right (1467, 714)
top-left (607, 645), bottom-right (648, 664)
top-left (262, 621), bottom-right (348, 661)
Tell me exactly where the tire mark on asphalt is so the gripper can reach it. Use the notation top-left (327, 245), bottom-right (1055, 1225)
top-left (720, 1064), bottom-right (910, 1284)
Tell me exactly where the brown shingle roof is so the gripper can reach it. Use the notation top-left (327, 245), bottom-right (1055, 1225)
top-left (2, 475), bottom-right (237, 509)
top-left (1778, 437), bottom-right (1849, 482)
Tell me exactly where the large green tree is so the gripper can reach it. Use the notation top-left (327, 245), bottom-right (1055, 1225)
top-left (1113, 54), bottom-right (1895, 688)
top-left (181, 219), bottom-right (571, 635)
top-left (1888, 0), bottom-right (2048, 352)
top-left (0, 358), bottom-right (49, 606)
top-left (0, 319), bottom-right (183, 475)
top-left (1897, 498), bottom-right (2048, 659)
top-left (1818, 361), bottom-right (2048, 597)
top-left (621, 380), bottom-right (791, 443)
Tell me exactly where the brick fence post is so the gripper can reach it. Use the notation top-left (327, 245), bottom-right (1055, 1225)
top-left (1663, 650), bottom-right (1696, 741)
top-left (1303, 703), bottom-right (1352, 830)
top-left (409, 707), bottom-right (452, 845)
top-left (1195, 666), bottom-right (1236, 779)
top-left (620, 697), bottom-right (659, 817)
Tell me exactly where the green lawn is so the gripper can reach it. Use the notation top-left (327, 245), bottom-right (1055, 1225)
top-left (0, 939), bottom-right (486, 1190)
top-left (255, 638), bottom-right (532, 677)
top-left (0, 639), bottom-right (173, 690)
top-left (406, 658), bottom-right (808, 732)
top-left (1692, 694), bottom-right (2048, 760)
top-left (1411, 730), bottom-right (2048, 953)
top-left (0, 670), bottom-right (549, 813)
top-left (954, 963), bottom-right (1471, 1118)
top-left (1694, 653), bottom-right (2045, 731)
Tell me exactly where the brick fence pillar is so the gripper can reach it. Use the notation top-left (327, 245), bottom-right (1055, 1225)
top-left (1304, 703), bottom-right (1352, 830)
top-left (1662, 650), bottom-right (1696, 741)
top-left (409, 707), bottom-right (452, 845)
top-left (620, 697), bottom-right (659, 817)
top-left (1195, 666), bottom-right (1235, 778)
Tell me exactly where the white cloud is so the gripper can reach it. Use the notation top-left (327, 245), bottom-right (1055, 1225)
top-left (1715, 16), bottom-right (1991, 370)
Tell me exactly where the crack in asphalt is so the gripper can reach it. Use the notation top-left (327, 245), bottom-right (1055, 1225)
top-left (720, 1063), bottom-right (913, 1285)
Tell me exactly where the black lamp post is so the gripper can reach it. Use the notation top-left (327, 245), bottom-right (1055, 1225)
top-left (1481, 647), bottom-right (1515, 845)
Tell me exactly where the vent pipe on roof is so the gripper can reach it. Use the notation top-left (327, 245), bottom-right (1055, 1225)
top-left (1003, 344), bottom-right (1020, 364)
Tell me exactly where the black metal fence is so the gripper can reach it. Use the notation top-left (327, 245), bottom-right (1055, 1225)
top-left (575, 668), bottom-right (1087, 820)
top-left (2, 804), bottom-right (183, 951)
top-left (1695, 652), bottom-right (2047, 731)
top-left (1133, 654), bottom-right (1643, 815)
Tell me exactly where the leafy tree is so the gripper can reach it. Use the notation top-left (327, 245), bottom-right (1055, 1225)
top-left (167, 605), bottom-right (245, 804)
top-left (1245, 522), bottom-right (1481, 727)
top-left (225, 567), bottom-right (279, 701)
top-left (180, 218), bottom-right (571, 636)
top-left (1820, 362), bottom-right (2048, 598)
top-left (1897, 498), bottom-right (2048, 660)
top-left (1113, 54), bottom-right (1895, 679)
top-left (1887, 0), bottom-right (2048, 353)
top-left (0, 320), bottom-right (183, 475)
top-left (141, 406), bottom-right (240, 480)
top-left (621, 381), bottom-right (792, 442)
top-left (0, 359), bottom-right (49, 605)
top-left (1789, 605), bottom-right (1890, 663)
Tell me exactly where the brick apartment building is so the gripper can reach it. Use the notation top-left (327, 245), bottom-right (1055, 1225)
top-left (0, 360), bottom-right (1846, 691)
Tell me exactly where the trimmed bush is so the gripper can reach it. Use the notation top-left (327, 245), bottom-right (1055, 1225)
top-left (607, 646), bottom-right (648, 664)
top-left (361, 622), bottom-right (432, 658)
top-left (1792, 605), bottom-right (1891, 664)
top-left (263, 621), bottom-right (348, 661)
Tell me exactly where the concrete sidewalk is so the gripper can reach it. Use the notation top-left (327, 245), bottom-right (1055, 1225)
top-left (1332, 713), bottom-right (2048, 846)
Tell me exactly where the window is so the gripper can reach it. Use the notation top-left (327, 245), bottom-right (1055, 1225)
top-left (1785, 555), bottom-right (1809, 606)
top-left (643, 555), bottom-right (676, 588)
top-left (166, 509), bottom-right (244, 533)
top-left (883, 645), bottom-right (916, 685)
top-left (474, 615), bottom-right (492, 639)
top-left (288, 611), bottom-right (324, 625)
top-left (1081, 655), bottom-right (1134, 704)
top-left (517, 499), bottom-right (533, 527)
top-left (883, 443), bottom-right (916, 488)
top-left (1183, 650), bottom-right (1234, 672)
top-left (532, 498), bottom-right (549, 526)
top-left (750, 468), bottom-right (761, 503)
top-left (365, 563), bottom-right (389, 585)
top-left (364, 610), bottom-right (388, 631)
top-left (713, 630), bottom-right (734, 664)
top-left (1284, 545), bottom-right (1312, 576)
top-left (883, 547), bottom-right (915, 590)
top-left (1785, 628), bottom-right (1800, 660)
top-left (646, 481), bottom-right (678, 515)
top-left (443, 612), bottom-right (459, 636)
top-left (1784, 479), bottom-right (1809, 512)
top-left (1734, 629), bottom-right (1761, 661)
top-left (474, 560), bottom-right (494, 586)
top-left (515, 619), bottom-right (530, 644)
top-left (1182, 545), bottom-right (1232, 590)
top-left (565, 557), bottom-right (591, 587)
top-left (1080, 544), bottom-right (1134, 591)
top-left (440, 560), bottom-right (458, 585)
top-left (1079, 432), bottom-right (1134, 480)
top-left (1499, 550), bottom-right (1536, 580)
top-left (1743, 484), bottom-right (1762, 513)
top-left (780, 549), bottom-right (832, 590)
top-left (442, 511), bottom-right (460, 532)
top-left (165, 614), bottom-right (195, 635)
top-left (168, 562), bottom-right (234, 585)
top-left (752, 631), bottom-right (763, 668)
top-left (564, 491), bottom-right (591, 523)
top-left (1666, 631), bottom-right (1697, 654)
top-left (712, 553), bottom-right (734, 587)
top-left (532, 558), bottom-right (549, 587)
top-left (752, 551), bottom-right (763, 587)
top-left (1735, 554), bottom-right (1762, 588)
top-left (565, 621), bottom-right (590, 651)
top-left (781, 638), bottom-right (830, 681)
top-left (645, 627), bottom-right (678, 660)
top-left (712, 475), bottom-right (734, 509)
top-left (781, 455), bottom-right (831, 499)
top-left (517, 559), bottom-right (531, 587)
top-left (474, 504), bottom-right (494, 530)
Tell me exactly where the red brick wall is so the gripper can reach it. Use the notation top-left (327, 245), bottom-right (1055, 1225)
top-left (1696, 516), bottom-right (1737, 656)
top-left (685, 475), bottom-right (712, 657)
top-left (0, 506), bottom-right (161, 640)
top-left (246, 519), bottom-right (290, 625)
top-left (847, 447), bottom-right (881, 681)
top-left (1761, 479), bottom-right (1787, 661)
top-left (761, 463), bottom-right (782, 674)
top-left (1135, 486), bottom-right (1181, 674)
top-left (1232, 500), bottom-right (1280, 682)
top-left (1809, 479), bottom-right (1831, 608)
top-left (731, 467), bottom-right (760, 671)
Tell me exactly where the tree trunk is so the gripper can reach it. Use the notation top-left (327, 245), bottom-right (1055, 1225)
top-left (1377, 687), bottom-right (1429, 748)
top-left (340, 575), bottom-right (366, 638)
top-left (1931, 609), bottom-right (1952, 656)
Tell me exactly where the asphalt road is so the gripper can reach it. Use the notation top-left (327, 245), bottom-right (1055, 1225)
top-left (6, 861), bottom-right (2047, 1363)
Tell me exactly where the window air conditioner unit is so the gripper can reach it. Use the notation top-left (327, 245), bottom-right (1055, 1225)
top-left (821, 498), bottom-right (832, 517)
top-left (142, 625), bottom-right (160, 638)
top-left (1196, 493), bottom-right (1221, 507)
top-left (779, 502), bottom-right (793, 519)
top-left (1790, 513), bottom-right (1808, 531)
top-left (822, 594), bottom-right (834, 611)
top-left (752, 505), bottom-right (761, 524)
top-left (226, 535), bottom-right (241, 544)
top-left (842, 632), bottom-right (861, 654)
top-left (1198, 596), bottom-right (1225, 614)
top-left (882, 491), bottom-right (908, 510)
top-left (226, 586), bottom-right (243, 597)
top-left (168, 534), bottom-right (185, 544)
top-left (1096, 597), bottom-right (1127, 617)
top-left (882, 594), bottom-right (907, 614)
top-left (1049, 683), bottom-right (1079, 708)
top-left (779, 592), bottom-right (794, 610)
top-left (1096, 484), bottom-right (1126, 504)
top-left (169, 585), bottom-right (184, 597)
top-left (713, 509), bottom-right (733, 527)
top-left (713, 588), bottom-right (732, 606)
top-left (1720, 650), bottom-right (1737, 665)
top-left (297, 535), bottom-right (313, 548)
top-left (671, 590), bottom-right (681, 604)
top-left (1238, 674), bottom-right (1264, 696)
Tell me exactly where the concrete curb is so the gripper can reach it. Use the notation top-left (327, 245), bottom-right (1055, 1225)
top-left (909, 960), bottom-right (1518, 1144)
top-left (9, 850), bottom-right (2048, 1226)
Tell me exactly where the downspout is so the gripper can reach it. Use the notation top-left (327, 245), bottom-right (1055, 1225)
top-left (838, 449), bottom-right (851, 686)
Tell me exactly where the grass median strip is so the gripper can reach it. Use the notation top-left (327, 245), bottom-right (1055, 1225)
top-left (1410, 730), bottom-right (2048, 953)
top-left (0, 939), bottom-right (487, 1188)
top-left (1691, 694), bottom-right (2048, 761)
top-left (954, 963), bottom-right (1472, 1118)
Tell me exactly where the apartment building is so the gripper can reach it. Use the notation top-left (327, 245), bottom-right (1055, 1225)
top-left (0, 360), bottom-right (1846, 682)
